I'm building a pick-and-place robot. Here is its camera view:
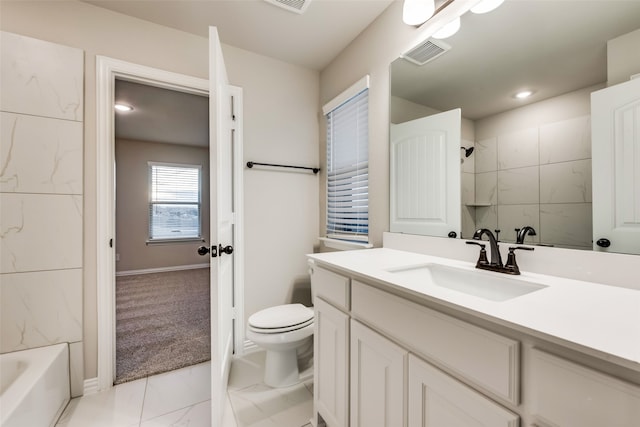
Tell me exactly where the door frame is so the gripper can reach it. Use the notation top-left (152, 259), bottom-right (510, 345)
top-left (95, 56), bottom-right (245, 391)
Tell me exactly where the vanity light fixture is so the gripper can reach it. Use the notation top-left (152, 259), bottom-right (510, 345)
top-left (470, 0), bottom-right (505, 14)
top-left (514, 90), bottom-right (534, 99)
top-left (114, 103), bottom-right (134, 112)
top-left (403, 0), bottom-right (435, 26)
top-left (432, 17), bottom-right (461, 39)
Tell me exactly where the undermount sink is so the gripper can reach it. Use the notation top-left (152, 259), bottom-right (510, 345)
top-left (386, 263), bottom-right (548, 302)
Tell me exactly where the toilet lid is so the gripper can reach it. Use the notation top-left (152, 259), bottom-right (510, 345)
top-left (248, 303), bottom-right (314, 329)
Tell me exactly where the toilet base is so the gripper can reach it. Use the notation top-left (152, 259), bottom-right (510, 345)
top-left (264, 348), bottom-right (300, 388)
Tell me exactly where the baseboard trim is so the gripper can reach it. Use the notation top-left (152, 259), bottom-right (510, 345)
top-left (83, 377), bottom-right (99, 395)
top-left (116, 263), bottom-right (209, 277)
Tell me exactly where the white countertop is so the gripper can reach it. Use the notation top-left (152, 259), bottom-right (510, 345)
top-left (308, 248), bottom-right (640, 371)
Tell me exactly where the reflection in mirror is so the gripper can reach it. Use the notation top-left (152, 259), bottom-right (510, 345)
top-left (390, 0), bottom-right (640, 252)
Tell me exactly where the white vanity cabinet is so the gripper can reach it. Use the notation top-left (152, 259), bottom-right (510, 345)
top-left (350, 320), bottom-right (406, 427)
top-left (311, 267), bottom-right (350, 427)
top-left (310, 263), bottom-right (640, 427)
top-left (528, 349), bottom-right (640, 426)
top-left (408, 355), bottom-right (519, 427)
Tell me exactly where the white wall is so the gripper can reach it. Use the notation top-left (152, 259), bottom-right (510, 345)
top-left (0, 0), bottom-right (319, 381)
top-left (608, 28), bottom-right (640, 86)
top-left (223, 44), bottom-right (320, 324)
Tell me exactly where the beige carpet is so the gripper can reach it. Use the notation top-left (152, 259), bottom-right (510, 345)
top-left (115, 268), bottom-right (211, 384)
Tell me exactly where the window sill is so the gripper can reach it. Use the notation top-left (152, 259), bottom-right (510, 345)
top-left (146, 238), bottom-right (205, 246)
top-left (319, 237), bottom-right (373, 251)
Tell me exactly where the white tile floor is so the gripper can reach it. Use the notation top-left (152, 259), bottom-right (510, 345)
top-left (56, 352), bottom-right (313, 427)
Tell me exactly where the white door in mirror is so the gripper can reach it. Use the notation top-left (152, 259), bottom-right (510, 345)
top-left (592, 77), bottom-right (640, 255)
top-left (390, 109), bottom-right (461, 237)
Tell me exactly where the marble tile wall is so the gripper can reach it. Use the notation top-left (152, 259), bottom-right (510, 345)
top-left (474, 115), bottom-right (592, 248)
top-left (0, 31), bottom-right (84, 396)
top-left (460, 138), bottom-right (476, 238)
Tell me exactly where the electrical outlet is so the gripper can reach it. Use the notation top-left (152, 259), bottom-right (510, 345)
top-left (116, 253), bottom-right (120, 262)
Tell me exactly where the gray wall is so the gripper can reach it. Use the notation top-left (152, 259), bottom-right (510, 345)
top-left (115, 139), bottom-right (210, 272)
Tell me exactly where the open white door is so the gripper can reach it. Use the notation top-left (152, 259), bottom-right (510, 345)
top-left (592, 78), bottom-right (640, 255)
top-left (390, 109), bottom-right (461, 237)
top-left (209, 27), bottom-right (235, 426)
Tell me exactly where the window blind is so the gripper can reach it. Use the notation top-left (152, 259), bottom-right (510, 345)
top-left (326, 88), bottom-right (369, 242)
top-left (148, 163), bottom-right (201, 240)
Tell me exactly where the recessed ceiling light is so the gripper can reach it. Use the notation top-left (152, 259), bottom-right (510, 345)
top-left (114, 103), bottom-right (133, 112)
top-left (514, 90), bottom-right (534, 99)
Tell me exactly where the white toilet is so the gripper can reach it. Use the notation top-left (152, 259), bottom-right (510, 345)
top-left (246, 303), bottom-right (314, 388)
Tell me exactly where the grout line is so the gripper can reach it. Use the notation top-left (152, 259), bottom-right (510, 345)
top-left (138, 377), bottom-right (149, 426)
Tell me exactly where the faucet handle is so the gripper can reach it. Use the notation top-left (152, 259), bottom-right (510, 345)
top-left (504, 246), bottom-right (534, 275)
top-left (466, 241), bottom-right (489, 267)
top-left (509, 246), bottom-right (534, 252)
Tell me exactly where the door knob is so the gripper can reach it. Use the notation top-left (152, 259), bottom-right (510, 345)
top-left (198, 245), bottom-right (218, 257)
top-left (219, 244), bottom-right (234, 255)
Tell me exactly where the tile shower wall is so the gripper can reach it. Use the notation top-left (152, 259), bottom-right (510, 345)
top-left (461, 138), bottom-right (476, 239)
top-left (474, 115), bottom-right (592, 249)
top-left (0, 31), bottom-right (84, 396)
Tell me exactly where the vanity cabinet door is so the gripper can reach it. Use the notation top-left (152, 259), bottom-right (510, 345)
top-left (350, 320), bottom-right (407, 427)
top-left (314, 297), bottom-right (349, 427)
top-left (530, 349), bottom-right (640, 426)
top-left (408, 355), bottom-right (519, 427)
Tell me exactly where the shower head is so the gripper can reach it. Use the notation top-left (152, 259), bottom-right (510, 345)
top-left (461, 146), bottom-right (474, 157)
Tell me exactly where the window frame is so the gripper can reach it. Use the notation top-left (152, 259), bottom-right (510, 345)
top-left (147, 161), bottom-right (203, 244)
top-left (323, 75), bottom-right (370, 245)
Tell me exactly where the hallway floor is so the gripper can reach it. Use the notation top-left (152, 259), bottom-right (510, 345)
top-left (56, 351), bottom-right (313, 427)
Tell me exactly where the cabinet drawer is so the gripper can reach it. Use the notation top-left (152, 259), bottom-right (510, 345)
top-left (311, 266), bottom-right (350, 311)
top-left (352, 281), bottom-right (520, 405)
top-left (530, 349), bottom-right (640, 427)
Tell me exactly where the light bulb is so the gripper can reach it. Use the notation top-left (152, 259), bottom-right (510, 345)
top-left (114, 104), bottom-right (133, 112)
top-left (403, 0), bottom-right (436, 26)
top-left (432, 17), bottom-right (461, 39)
top-left (470, 0), bottom-right (505, 14)
top-left (514, 90), bottom-right (534, 99)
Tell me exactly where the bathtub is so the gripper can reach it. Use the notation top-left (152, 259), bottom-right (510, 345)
top-left (1, 343), bottom-right (70, 427)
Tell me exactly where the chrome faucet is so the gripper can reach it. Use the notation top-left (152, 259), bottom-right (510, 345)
top-left (467, 228), bottom-right (534, 275)
top-left (515, 226), bottom-right (536, 244)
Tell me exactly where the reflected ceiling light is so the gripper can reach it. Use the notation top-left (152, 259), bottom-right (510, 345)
top-left (432, 17), bottom-right (461, 39)
top-left (403, 0), bottom-right (435, 26)
top-left (114, 103), bottom-right (133, 112)
top-left (470, 0), bottom-right (505, 14)
top-left (514, 90), bottom-right (534, 99)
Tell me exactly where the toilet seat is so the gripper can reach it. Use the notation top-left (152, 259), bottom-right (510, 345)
top-left (248, 303), bottom-right (314, 334)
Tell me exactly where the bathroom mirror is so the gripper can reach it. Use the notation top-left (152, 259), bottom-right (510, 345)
top-left (390, 0), bottom-right (640, 252)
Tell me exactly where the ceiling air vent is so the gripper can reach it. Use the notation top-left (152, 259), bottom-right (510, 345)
top-left (264, 0), bottom-right (312, 14)
top-left (402, 38), bottom-right (451, 66)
